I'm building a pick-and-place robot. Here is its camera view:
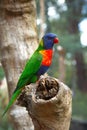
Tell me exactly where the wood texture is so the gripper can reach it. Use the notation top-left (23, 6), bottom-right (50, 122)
top-left (18, 76), bottom-right (72, 130)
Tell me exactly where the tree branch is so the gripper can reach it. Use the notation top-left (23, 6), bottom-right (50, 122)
top-left (18, 76), bottom-right (72, 130)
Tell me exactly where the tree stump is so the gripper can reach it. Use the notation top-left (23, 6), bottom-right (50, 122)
top-left (18, 76), bottom-right (72, 130)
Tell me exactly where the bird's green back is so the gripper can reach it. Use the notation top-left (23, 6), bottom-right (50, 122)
top-left (16, 50), bottom-right (43, 89)
top-left (16, 39), bottom-right (44, 89)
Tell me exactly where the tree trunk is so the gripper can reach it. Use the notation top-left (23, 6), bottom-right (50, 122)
top-left (39, 0), bottom-right (45, 38)
top-left (57, 46), bottom-right (66, 83)
top-left (75, 52), bottom-right (87, 92)
top-left (65, 0), bottom-right (84, 34)
top-left (0, 0), bottom-right (37, 129)
top-left (18, 76), bottom-right (72, 130)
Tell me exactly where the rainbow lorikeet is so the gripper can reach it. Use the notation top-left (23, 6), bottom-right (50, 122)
top-left (2, 33), bottom-right (59, 116)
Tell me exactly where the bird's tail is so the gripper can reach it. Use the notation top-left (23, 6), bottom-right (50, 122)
top-left (2, 89), bottom-right (21, 117)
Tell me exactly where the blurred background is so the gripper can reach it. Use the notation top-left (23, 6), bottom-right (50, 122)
top-left (0, 0), bottom-right (87, 129)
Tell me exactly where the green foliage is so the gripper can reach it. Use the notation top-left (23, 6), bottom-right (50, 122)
top-left (72, 89), bottom-right (87, 120)
top-left (0, 120), bottom-right (13, 130)
top-left (59, 33), bottom-right (82, 53)
top-left (0, 66), bottom-right (5, 80)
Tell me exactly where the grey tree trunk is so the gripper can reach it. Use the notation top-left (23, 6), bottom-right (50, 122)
top-left (0, 0), bottom-right (37, 129)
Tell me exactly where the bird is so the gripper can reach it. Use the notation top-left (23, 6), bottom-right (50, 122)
top-left (2, 33), bottom-right (59, 117)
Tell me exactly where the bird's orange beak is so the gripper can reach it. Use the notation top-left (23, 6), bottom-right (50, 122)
top-left (54, 37), bottom-right (59, 44)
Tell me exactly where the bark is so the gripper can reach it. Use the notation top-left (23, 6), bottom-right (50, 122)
top-left (39, 0), bottom-right (45, 38)
top-left (0, 0), bottom-right (37, 129)
top-left (18, 76), bottom-right (72, 130)
top-left (57, 46), bottom-right (66, 83)
top-left (75, 52), bottom-right (87, 92)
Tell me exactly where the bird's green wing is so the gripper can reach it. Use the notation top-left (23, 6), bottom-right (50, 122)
top-left (16, 50), bottom-right (43, 89)
top-left (2, 51), bottom-right (42, 117)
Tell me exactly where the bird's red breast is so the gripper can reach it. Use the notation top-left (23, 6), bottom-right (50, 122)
top-left (39, 49), bottom-right (53, 66)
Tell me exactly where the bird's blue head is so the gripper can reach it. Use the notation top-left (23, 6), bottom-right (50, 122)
top-left (42, 33), bottom-right (59, 49)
